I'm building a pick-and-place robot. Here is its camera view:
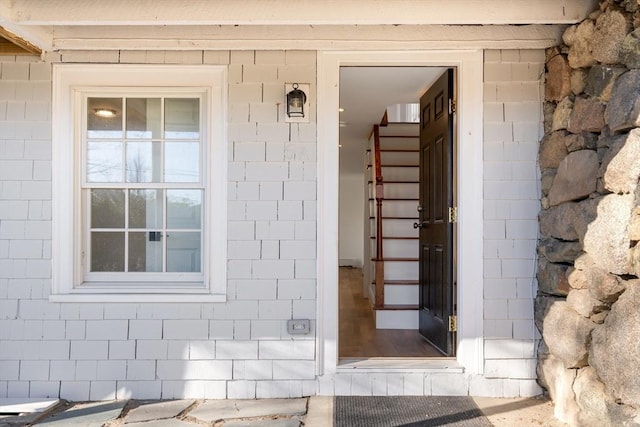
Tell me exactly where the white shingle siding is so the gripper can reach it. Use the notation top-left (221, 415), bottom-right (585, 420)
top-left (482, 49), bottom-right (542, 387)
top-left (0, 50), bottom-right (317, 399)
top-left (0, 48), bottom-right (543, 399)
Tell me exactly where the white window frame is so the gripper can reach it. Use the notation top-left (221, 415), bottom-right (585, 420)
top-left (51, 64), bottom-right (227, 303)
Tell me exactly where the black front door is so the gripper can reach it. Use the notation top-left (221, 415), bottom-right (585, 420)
top-left (417, 69), bottom-right (455, 356)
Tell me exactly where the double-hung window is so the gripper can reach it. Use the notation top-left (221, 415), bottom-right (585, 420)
top-left (52, 65), bottom-right (227, 302)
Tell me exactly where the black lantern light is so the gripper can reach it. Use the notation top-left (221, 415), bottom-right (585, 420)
top-left (286, 83), bottom-right (307, 118)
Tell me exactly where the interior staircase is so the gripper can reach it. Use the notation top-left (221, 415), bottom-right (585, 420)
top-left (366, 122), bottom-right (420, 329)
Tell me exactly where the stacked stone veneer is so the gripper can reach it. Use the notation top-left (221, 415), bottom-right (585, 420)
top-left (537, 1), bottom-right (640, 425)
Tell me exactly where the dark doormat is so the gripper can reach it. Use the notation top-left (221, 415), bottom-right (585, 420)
top-left (334, 396), bottom-right (493, 427)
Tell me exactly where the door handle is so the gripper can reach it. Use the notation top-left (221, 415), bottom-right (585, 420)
top-left (413, 221), bottom-right (427, 229)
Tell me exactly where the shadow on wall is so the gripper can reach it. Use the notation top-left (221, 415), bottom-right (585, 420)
top-left (535, 4), bottom-right (640, 424)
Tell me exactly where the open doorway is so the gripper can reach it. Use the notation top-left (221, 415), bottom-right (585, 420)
top-left (337, 66), bottom-right (456, 360)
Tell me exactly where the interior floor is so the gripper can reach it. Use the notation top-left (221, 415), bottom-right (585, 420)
top-left (338, 266), bottom-right (442, 358)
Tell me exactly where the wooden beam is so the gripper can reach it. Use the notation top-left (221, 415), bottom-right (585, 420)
top-left (0, 26), bottom-right (41, 55)
top-left (0, 38), bottom-right (28, 54)
top-left (8, 0), bottom-right (598, 25)
top-left (51, 24), bottom-right (564, 51)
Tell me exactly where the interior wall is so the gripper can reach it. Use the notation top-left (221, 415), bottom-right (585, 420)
top-left (338, 172), bottom-right (365, 267)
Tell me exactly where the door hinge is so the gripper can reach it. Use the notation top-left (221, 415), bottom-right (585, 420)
top-left (448, 315), bottom-right (457, 332)
top-left (449, 99), bottom-right (457, 115)
top-left (448, 206), bottom-right (458, 224)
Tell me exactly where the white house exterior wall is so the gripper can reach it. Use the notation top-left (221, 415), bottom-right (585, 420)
top-left (482, 50), bottom-right (543, 393)
top-left (0, 48), bottom-right (542, 399)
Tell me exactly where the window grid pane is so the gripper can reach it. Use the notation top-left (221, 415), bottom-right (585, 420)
top-left (85, 95), bottom-right (203, 275)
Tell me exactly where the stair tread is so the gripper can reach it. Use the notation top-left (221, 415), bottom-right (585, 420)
top-left (368, 180), bottom-right (418, 184)
top-left (367, 148), bottom-right (419, 152)
top-left (379, 135), bottom-right (419, 138)
top-left (373, 280), bottom-right (419, 285)
top-left (370, 236), bottom-right (418, 240)
top-left (368, 197), bottom-right (419, 201)
top-left (369, 216), bottom-right (418, 219)
top-left (376, 304), bottom-right (419, 311)
top-left (368, 164), bottom-right (419, 167)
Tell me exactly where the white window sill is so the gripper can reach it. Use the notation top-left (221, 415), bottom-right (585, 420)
top-left (337, 358), bottom-right (463, 373)
top-left (50, 287), bottom-right (226, 303)
top-left (50, 294), bottom-right (226, 303)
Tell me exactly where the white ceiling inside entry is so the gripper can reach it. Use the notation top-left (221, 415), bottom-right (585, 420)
top-left (338, 66), bottom-right (445, 175)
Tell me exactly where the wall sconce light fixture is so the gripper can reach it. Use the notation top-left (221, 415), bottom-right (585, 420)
top-left (286, 83), bottom-right (307, 118)
top-left (284, 83), bottom-right (310, 123)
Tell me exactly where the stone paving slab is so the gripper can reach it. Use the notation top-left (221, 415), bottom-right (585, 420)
top-left (0, 398), bottom-right (62, 427)
top-left (223, 418), bottom-right (302, 427)
top-left (125, 419), bottom-right (198, 427)
top-left (303, 396), bottom-right (332, 427)
top-left (0, 398), bottom-right (60, 414)
top-left (189, 398), bottom-right (307, 423)
top-left (1, 412), bottom-right (43, 427)
top-left (124, 400), bottom-right (195, 424)
top-left (0, 396), bottom-right (560, 427)
top-left (34, 401), bottom-right (127, 426)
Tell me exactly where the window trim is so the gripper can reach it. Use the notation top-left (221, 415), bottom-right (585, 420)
top-left (51, 64), bottom-right (227, 302)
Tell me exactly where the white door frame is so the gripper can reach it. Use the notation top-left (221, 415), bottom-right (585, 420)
top-left (316, 50), bottom-right (484, 376)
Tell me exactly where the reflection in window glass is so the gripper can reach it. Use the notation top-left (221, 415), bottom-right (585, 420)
top-left (165, 98), bottom-right (200, 139)
top-left (167, 189), bottom-right (202, 229)
top-left (164, 142), bottom-right (199, 182)
top-left (126, 98), bottom-right (161, 139)
top-left (91, 232), bottom-right (125, 271)
top-left (84, 94), bottom-right (204, 278)
top-left (87, 97), bottom-right (123, 139)
top-left (128, 232), bottom-right (162, 272)
top-left (126, 141), bottom-right (161, 182)
top-left (129, 189), bottom-right (163, 229)
top-left (167, 232), bottom-right (201, 272)
top-left (87, 141), bottom-right (123, 182)
top-left (91, 189), bottom-right (125, 228)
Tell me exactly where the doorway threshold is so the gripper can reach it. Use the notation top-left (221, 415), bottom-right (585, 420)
top-left (337, 358), bottom-right (463, 373)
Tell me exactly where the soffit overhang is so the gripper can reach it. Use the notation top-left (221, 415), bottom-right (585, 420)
top-left (0, 0), bottom-right (599, 53)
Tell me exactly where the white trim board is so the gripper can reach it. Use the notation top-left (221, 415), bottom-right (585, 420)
top-left (316, 50), bottom-right (484, 378)
top-left (11, 0), bottom-right (596, 25)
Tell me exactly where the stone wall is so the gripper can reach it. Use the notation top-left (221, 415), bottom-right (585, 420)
top-left (537, 1), bottom-right (640, 425)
